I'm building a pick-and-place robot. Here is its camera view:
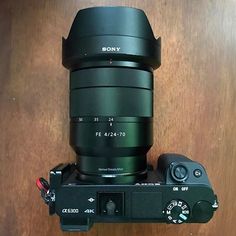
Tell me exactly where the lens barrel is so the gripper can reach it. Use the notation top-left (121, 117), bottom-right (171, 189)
top-left (63, 7), bottom-right (161, 184)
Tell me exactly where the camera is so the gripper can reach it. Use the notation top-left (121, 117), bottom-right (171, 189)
top-left (36, 7), bottom-right (218, 231)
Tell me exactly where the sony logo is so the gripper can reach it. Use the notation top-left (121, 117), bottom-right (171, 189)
top-left (62, 208), bottom-right (79, 213)
top-left (102, 47), bottom-right (121, 52)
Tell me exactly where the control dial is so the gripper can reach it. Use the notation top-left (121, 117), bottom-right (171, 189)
top-left (165, 200), bottom-right (190, 224)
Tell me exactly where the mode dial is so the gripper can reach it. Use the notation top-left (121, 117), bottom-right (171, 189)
top-left (165, 200), bottom-right (190, 224)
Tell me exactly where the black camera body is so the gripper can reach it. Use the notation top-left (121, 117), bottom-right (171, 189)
top-left (36, 7), bottom-right (218, 231)
top-left (47, 154), bottom-right (218, 231)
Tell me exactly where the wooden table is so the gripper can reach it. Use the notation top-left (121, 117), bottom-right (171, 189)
top-left (0, 1), bottom-right (235, 235)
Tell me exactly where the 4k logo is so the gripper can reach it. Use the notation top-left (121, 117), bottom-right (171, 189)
top-left (102, 47), bottom-right (121, 52)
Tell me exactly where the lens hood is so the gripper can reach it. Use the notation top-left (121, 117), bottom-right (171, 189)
top-left (62, 7), bottom-right (161, 71)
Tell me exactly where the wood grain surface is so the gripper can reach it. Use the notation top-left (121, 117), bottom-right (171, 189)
top-left (0, 0), bottom-right (236, 235)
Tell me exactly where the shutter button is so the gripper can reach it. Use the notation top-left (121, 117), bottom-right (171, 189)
top-left (171, 164), bottom-right (188, 182)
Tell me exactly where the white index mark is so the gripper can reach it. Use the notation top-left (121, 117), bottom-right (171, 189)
top-left (179, 214), bottom-right (187, 220)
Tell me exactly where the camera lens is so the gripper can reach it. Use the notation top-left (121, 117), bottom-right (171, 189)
top-left (62, 7), bottom-right (161, 184)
